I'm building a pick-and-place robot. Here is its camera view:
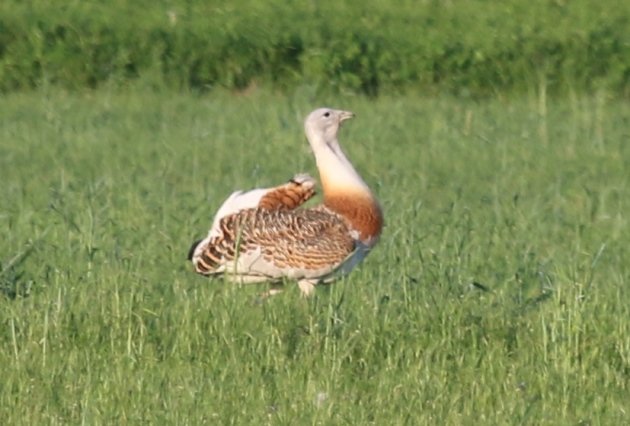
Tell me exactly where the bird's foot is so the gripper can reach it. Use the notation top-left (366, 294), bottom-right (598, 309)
top-left (298, 280), bottom-right (317, 297)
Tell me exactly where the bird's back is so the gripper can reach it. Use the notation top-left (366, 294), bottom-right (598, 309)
top-left (193, 207), bottom-right (357, 282)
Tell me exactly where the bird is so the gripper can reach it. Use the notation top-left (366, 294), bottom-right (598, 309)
top-left (188, 108), bottom-right (383, 296)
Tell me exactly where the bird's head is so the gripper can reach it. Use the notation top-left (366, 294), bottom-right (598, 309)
top-left (304, 108), bottom-right (354, 149)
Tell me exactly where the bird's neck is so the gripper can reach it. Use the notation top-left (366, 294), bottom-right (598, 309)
top-left (312, 138), bottom-right (383, 245)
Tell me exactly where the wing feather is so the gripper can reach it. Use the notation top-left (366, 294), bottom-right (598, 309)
top-left (257, 174), bottom-right (316, 210)
top-left (189, 174), bottom-right (317, 262)
top-left (193, 208), bottom-right (356, 281)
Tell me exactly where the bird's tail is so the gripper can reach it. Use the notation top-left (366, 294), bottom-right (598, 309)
top-left (187, 239), bottom-right (203, 261)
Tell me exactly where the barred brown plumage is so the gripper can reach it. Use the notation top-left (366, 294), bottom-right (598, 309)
top-left (257, 177), bottom-right (316, 210)
top-left (195, 208), bottom-right (355, 272)
top-left (189, 108), bottom-right (383, 296)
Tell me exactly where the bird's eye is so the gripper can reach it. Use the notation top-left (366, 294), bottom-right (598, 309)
top-left (323, 112), bottom-right (330, 117)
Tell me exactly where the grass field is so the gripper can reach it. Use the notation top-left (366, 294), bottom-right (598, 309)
top-left (2, 0), bottom-right (629, 95)
top-left (1, 87), bottom-right (629, 424)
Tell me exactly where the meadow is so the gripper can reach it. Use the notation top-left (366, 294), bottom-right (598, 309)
top-left (0, 86), bottom-right (628, 424)
top-left (1, 0), bottom-right (629, 96)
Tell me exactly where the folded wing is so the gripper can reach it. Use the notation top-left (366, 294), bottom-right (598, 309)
top-left (193, 208), bottom-right (356, 282)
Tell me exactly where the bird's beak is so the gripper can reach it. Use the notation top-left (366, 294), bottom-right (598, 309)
top-left (339, 110), bottom-right (355, 123)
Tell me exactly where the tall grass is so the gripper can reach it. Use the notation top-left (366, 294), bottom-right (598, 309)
top-left (0, 88), bottom-right (629, 424)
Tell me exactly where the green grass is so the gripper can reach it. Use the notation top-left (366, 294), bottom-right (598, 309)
top-left (1, 87), bottom-right (629, 424)
top-left (1, 0), bottom-right (629, 95)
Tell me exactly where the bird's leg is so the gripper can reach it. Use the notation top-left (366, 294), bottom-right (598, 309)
top-left (298, 280), bottom-right (317, 297)
top-left (259, 283), bottom-right (285, 299)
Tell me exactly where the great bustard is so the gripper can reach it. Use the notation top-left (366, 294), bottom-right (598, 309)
top-left (189, 108), bottom-right (383, 296)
